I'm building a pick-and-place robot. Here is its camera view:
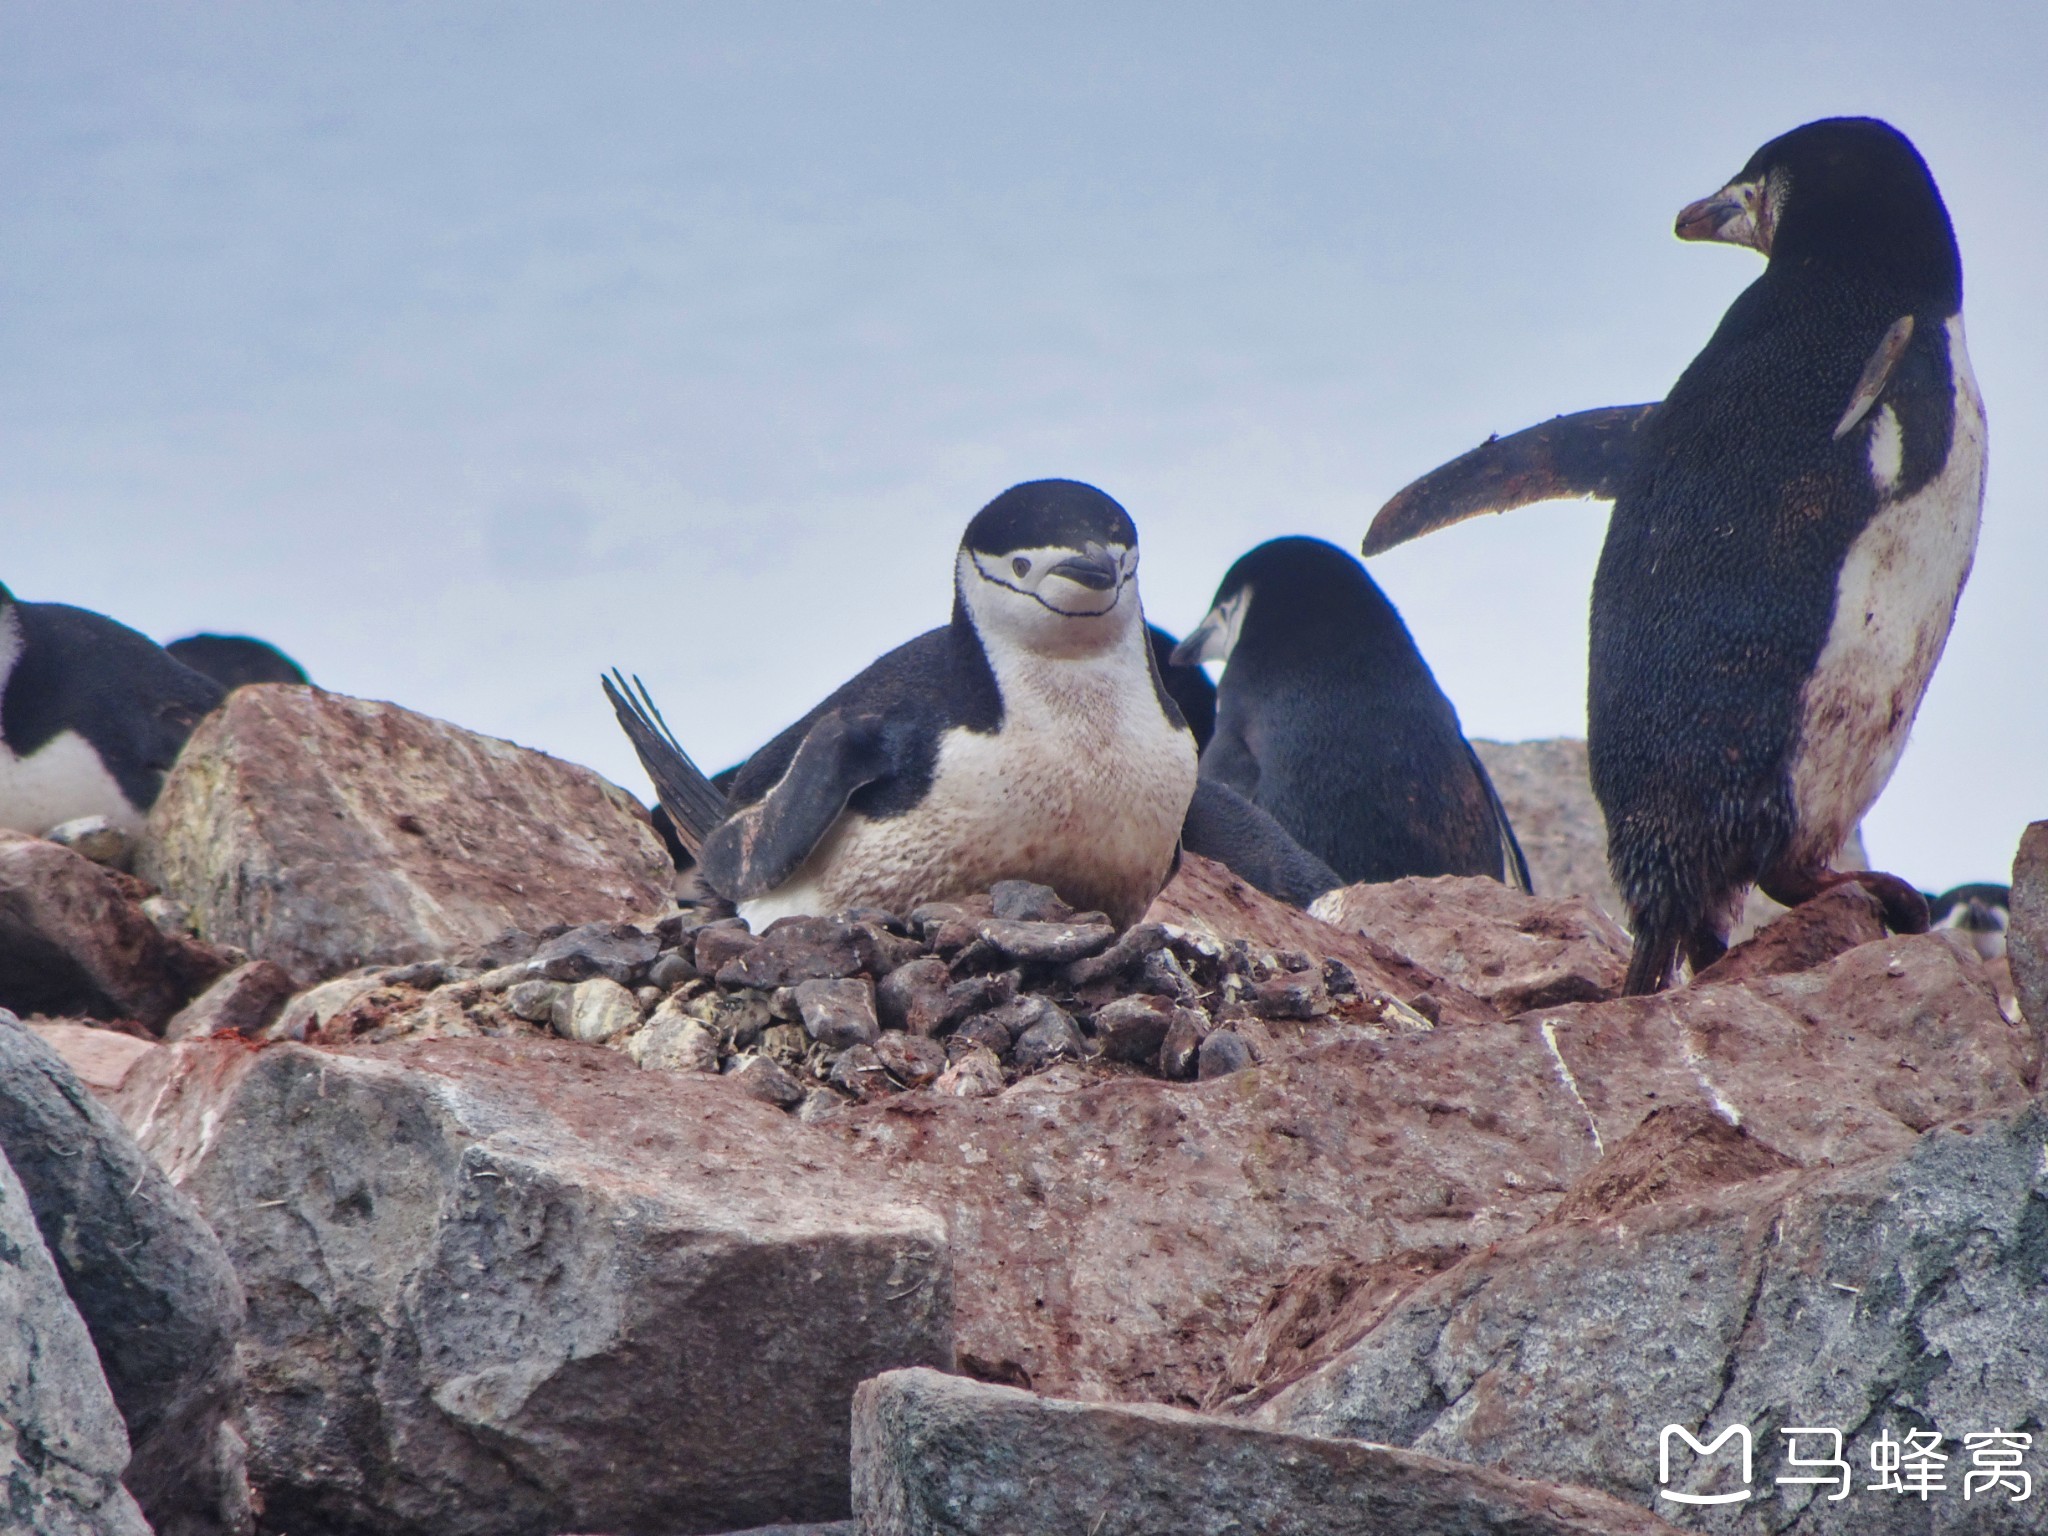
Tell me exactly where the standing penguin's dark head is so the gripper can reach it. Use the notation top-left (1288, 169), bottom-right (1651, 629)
top-left (955, 479), bottom-right (1145, 657)
top-left (1171, 535), bottom-right (1409, 668)
top-left (1674, 117), bottom-right (1960, 306)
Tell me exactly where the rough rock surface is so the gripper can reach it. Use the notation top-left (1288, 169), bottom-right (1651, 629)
top-left (1311, 874), bottom-right (1631, 1013)
top-left (137, 686), bottom-right (672, 982)
top-left (824, 929), bottom-right (2024, 1406)
top-left (0, 1014), bottom-right (251, 1535)
top-left (2009, 820), bottom-right (2047, 1069)
top-left (1264, 1098), bottom-right (2048, 1533)
top-left (0, 1139), bottom-right (151, 1536)
top-left (1691, 883), bottom-right (1889, 988)
top-left (112, 1034), bottom-right (952, 1536)
top-left (0, 829), bottom-right (227, 1028)
top-left (25, 1021), bottom-right (159, 1093)
top-left (853, 1366), bottom-right (1681, 1535)
top-left (164, 960), bottom-right (297, 1041)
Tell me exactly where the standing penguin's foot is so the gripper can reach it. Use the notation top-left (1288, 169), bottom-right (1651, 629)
top-left (1762, 867), bottom-right (1932, 936)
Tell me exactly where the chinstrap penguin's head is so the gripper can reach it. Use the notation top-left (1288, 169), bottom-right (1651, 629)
top-left (1172, 536), bottom-right (1393, 668)
top-left (956, 480), bottom-right (1144, 658)
top-left (1927, 882), bottom-right (2010, 962)
top-left (1674, 116), bottom-right (1959, 304)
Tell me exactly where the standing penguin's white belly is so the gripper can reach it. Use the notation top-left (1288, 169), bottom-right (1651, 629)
top-left (740, 650), bottom-right (1197, 929)
top-left (1788, 314), bottom-right (1985, 865)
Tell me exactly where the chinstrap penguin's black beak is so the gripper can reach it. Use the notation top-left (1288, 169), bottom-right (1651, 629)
top-left (1168, 626), bottom-right (1214, 667)
top-left (1048, 545), bottom-right (1120, 593)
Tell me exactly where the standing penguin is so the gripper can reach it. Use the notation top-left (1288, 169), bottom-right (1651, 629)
top-left (610, 480), bottom-right (1199, 928)
top-left (1, 582), bottom-right (225, 835)
top-left (1173, 536), bottom-right (1529, 889)
top-left (1589, 118), bottom-right (1983, 992)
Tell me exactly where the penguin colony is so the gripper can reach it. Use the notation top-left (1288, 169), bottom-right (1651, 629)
top-left (3, 117), bottom-right (2001, 1000)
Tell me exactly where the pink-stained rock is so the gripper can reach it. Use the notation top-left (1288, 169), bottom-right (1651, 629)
top-left (24, 1020), bottom-right (160, 1094)
top-left (136, 686), bottom-right (672, 983)
top-left (1311, 874), bottom-right (1631, 1014)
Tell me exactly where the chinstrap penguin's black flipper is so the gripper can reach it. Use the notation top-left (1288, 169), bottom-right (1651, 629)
top-left (1, 583), bottom-right (226, 836)
top-left (1364, 403), bottom-right (1659, 557)
top-left (1174, 537), bottom-right (1528, 890)
top-left (164, 633), bottom-right (310, 690)
top-left (1147, 623), bottom-right (1216, 751)
top-left (609, 480), bottom-right (1197, 928)
top-left (1180, 777), bottom-right (1343, 908)
top-left (1588, 117), bottom-right (1981, 993)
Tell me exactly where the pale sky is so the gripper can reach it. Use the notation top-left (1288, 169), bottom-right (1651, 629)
top-left (3, 2), bottom-right (2042, 891)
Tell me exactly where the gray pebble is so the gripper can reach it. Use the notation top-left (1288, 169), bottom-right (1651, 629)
top-left (1196, 1028), bottom-right (1254, 1079)
top-left (647, 950), bottom-right (699, 991)
top-left (1158, 1007), bottom-right (1210, 1080)
top-left (794, 976), bottom-right (879, 1049)
top-left (551, 976), bottom-right (643, 1044)
top-left (1011, 1008), bottom-right (1087, 1073)
top-left (729, 1054), bottom-right (806, 1109)
top-left (506, 979), bottom-right (568, 1024)
top-left (1092, 996), bottom-right (1176, 1065)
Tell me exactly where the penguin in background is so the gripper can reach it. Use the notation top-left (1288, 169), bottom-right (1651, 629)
top-left (1927, 882), bottom-right (2009, 962)
top-left (1172, 536), bottom-right (1530, 890)
top-left (1363, 118), bottom-right (1983, 993)
top-left (610, 479), bottom-right (1200, 928)
top-left (165, 633), bottom-right (310, 691)
top-left (0, 582), bottom-right (225, 836)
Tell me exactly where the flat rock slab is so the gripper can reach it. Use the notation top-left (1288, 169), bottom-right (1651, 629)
top-left (138, 686), bottom-right (672, 982)
top-left (1264, 1098), bottom-right (2048, 1533)
top-left (853, 1367), bottom-right (1680, 1535)
top-left (112, 1035), bottom-right (952, 1536)
top-left (26, 1020), bottom-right (159, 1093)
top-left (824, 928), bottom-right (2024, 1407)
top-left (0, 1141), bottom-right (151, 1536)
top-left (1312, 874), bottom-right (1631, 1013)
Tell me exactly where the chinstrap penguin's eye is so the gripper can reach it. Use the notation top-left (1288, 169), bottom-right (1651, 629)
top-left (1012, 557), bottom-right (1031, 578)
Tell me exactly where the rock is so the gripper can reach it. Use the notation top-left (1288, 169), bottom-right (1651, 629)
top-left (0, 1016), bottom-right (250, 1535)
top-left (1148, 854), bottom-right (1493, 1024)
top-left (876, 956), bottom-right (954, 1036)
top-left (1539, 1103), bottom-right (1800, 1227)
top-left (0, 828), bottom-right (228, 1028)
top-left (1091, 995), bottom-right (1175, 1064)
top-left (1470, 738), bottom-right (1623, 920)
top-left (110, 1035), bottom-right (951, 1535)
top-left (45, 814), bottom-right (136, 870)
top-left (1264, 1098), bottom-right (2048, 1533)
top-left (0, 1140), bottom-right (152, 1536)
top-left (1010, 1007), bottom-right (1087, 1073)
top-left (504, 978), bottom-right (567, 1023)
top-left (1157, 1005), bottom-right (1208, 1079)
top-left (1692, 883), bottom-right (1889, 988)
top-left (931, 1047), bottom-right (1004, 1098)
top-left (2010, 820), bottom-right (2047, 1068)
top-left (872, 1032), bottom-right (947, 1088)
top-left (1311, 875), bottom-right (1630, 1014)
top-left (731, 1051), bottom-right (809, 1109)
top-left (717, 916), bottom-right (866, 987)
top-left (694, 919), bottom-right (759, 975)
top-left (947, 1012), bottom-right (1014, 1059)
top-left (164, 959), bottom-right (297, 1041)
top-left (853, 1367), bottom-right (1680, 1535)
top-left (988, 880), bottom-right (1073, 922)
top-left (550, 975), bottom-right (643, 1044)
top-left (646, 949), bottom-right (699, 990)
top-left (972, 918), bottom-right (1117, 965)
top-left (828, 1043), bottom-right (896, 1098)
top-left (1062, 922), bottom-right (1172, 987)
top-left (1196, 1028), bottom-right (1254, 1078)
top-left (819, 928), bottom-right (2025, 1407)
top-left (25, 1020), bottom-right (160, 1094)
top-left (796, 977), bottom-right (881, 1049)
top-left (1249, 967), bottom-right (1327, 1019)
top-left (137, 686), bottom-right (670, 982)
top-left (525, 921), bottom-right (658, 985)
top-left (630, 1006), bottom-right (721, 1074)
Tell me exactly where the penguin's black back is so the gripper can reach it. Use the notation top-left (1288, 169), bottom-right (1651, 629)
top-left (1589, 119), bottom-right (1966, 955)
top-left (2, 593), bottom-right (225, 814)
top-left (1199, 537), bottom-right (1512, 886)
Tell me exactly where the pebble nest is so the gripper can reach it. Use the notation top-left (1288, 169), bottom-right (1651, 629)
top-left (270, 879), bottom-right (1436, 1115)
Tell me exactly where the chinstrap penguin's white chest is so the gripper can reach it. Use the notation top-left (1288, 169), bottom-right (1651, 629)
top-left (0, 613), bottom-right (146, 837)
top-left (1788, 313), bottom-right (1985, 863)
top-left (741, 629), bottom-right (1197, 929)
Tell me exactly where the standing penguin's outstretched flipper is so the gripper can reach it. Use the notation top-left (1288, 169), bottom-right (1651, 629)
top-left (698, 710), bottom-right (899, 901)
top-left (1467, 743), bottom-right (1534, 893)
top-left (1362, 403), bottom-right (1659, 557)
top-left (1180, 777), bottom-right (1344, 908)
top-left (602, 671), bottom-right (730, 858)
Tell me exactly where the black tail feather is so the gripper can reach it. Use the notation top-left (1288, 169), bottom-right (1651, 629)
top-left (602, 670), bottom-right (729, 857)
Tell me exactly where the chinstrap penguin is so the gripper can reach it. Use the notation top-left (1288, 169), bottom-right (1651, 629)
top-left (611, 480), bottom-right (1199, 928)
top-left (1, 582), bottom-right (226, 836)
top-left (1927, 882), bottom-right (2009, 962)
top-left (1173, 536), bottom-right (1530, 890)
top-left (165, 633), bottom-right (310, 690)
top-left (1588, 117), bottom-right (1984, 992)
